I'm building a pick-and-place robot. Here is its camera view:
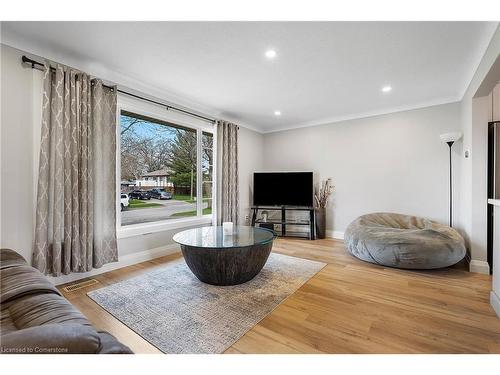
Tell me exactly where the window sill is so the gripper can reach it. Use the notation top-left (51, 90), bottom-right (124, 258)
top-left (117, 215), bottom-right (214, 239)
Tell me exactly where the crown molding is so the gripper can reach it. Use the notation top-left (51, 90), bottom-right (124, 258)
top-left (262, 98), bottom-right (461, 134)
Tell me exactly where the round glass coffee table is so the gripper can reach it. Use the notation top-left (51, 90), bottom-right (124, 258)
top-left (173, 226), bottom-right (276, 286)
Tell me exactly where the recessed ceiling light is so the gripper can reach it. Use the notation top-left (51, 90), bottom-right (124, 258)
top-left (265, 49), bottom-right (277, 59)
top-left (274, 110), bottom-right (281, 116)
top-left (381, 85), bottom-right (392, 93)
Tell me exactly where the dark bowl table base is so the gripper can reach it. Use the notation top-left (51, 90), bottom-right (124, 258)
top-left (173, 226), bottom-right (276, 286)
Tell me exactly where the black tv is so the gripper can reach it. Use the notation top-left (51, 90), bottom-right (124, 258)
top-left (253, 172), bottom-right (313, 207)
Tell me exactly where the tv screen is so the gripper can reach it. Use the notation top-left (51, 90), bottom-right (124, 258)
top-left (253, 172), bottom-right (313, 207)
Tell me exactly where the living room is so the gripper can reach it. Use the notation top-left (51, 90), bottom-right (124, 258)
top-left (1, 1), bottom-right (500, 373)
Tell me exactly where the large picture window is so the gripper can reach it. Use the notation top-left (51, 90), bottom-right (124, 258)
top-left (118, 109), bottom-right (213, 227)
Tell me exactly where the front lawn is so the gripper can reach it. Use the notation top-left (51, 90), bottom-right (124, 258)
top-left (170, 207), bottom-right (212, 218)
top-left (172, 194), bottom-right (196, 203)
top-left (127, 199), bottom-right (163, 210)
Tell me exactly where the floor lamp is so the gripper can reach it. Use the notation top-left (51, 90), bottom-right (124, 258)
top-left (439, 132), bottom-right (462, 227)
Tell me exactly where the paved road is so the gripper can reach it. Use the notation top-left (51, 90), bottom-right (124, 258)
top-left (121, 199), bottom-right (208, 226)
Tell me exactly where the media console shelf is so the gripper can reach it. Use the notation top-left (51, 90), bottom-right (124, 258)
top-left (250, 206), bottom-right (316, 240)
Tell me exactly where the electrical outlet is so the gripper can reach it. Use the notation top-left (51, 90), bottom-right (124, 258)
top-left (245, 214), bottom-right (250, 224)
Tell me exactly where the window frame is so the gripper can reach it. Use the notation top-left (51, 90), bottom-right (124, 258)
top-left (116, 94), bottom-right (216, 239)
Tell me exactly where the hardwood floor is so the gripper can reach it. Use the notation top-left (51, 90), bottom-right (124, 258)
top-left (58, 238), bottom-right (500, 354)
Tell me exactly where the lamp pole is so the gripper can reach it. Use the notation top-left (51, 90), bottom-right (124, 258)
top-left (440, 132), bottom-right (461, 228)
top-left (446, 141), bottom-right (454, 227)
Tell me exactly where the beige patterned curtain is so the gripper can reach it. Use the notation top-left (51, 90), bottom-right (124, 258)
top-left (216, 120), bottom-right (239, 225)
top-left (33, 62), bottom-right (118, 276)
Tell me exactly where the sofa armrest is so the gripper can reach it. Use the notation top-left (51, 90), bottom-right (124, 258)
top-left (96, 331), bottom-right (133, 354)
top-left (1, 324), bottom-right (101, 354)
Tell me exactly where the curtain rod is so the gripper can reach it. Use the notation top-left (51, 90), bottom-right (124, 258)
top-left (21, 55), bottom-right (216, 124)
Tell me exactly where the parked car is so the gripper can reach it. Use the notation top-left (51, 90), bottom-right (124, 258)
top-left (120, 193), bottom-right (129, 211)
top-left (129, 190), bottom-right (151, 200)
top-left (158, 191), bottom-right (172, 200)
top-left (149, 188), bottom-right (172, 200)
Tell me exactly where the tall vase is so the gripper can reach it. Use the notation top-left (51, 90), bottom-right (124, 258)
top-left (315, 208), bottom-right (326, 239)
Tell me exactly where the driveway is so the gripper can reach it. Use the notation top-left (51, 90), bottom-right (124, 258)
top-left (121, 199), bottom-right (208, 226)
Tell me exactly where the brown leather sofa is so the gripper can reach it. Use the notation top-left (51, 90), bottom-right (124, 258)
top-left (0, 248), bottom-right (132, 354)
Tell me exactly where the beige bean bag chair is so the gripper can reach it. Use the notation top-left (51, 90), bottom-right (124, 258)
top-left (344, 213), bottom-right (466, 269)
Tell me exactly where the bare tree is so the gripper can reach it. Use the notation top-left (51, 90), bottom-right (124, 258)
top-left (121, 117), bottom-right (146, 136)
top-left (120, 114), bottom-right (175, 181)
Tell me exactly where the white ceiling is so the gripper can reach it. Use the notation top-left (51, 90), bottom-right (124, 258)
top-left (2, 22), bottom-right (498, 132)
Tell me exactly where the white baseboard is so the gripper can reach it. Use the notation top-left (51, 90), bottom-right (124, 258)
top-left (47, 243), bottom-right (181, 286)
top-left (491, 291), bottom-right (500, 318)
top-left (469, 260), bottom-right (490, 275)
top-left (326, 230), bottom-right (344, 240)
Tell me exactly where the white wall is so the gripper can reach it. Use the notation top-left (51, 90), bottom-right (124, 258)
top-left (466, 85), bottom-right (500, 274)
top-left (263, 103), bottom-right (462, 236)
top-left (467, 95), bottom-right (493, 273)
top-left (0, 44), bottom-right (264, 283)
top-left (459, 25), bottom-right (500, 273)
top-left (1, 43), bottom-right (42, 262)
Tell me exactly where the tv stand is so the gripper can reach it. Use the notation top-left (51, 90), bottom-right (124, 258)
top-left (250, 205), bottom-right (316, 240)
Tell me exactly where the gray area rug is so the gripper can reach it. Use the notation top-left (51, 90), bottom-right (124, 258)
top-left (87, 252), bottom-right (325, 353)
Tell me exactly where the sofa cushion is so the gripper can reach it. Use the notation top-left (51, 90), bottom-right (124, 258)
top-left (0, 248), bottom-right (28, 269)
top-left (96, 331), bottom-right (135, 354)
top-left (7, 293), bottom-right (91, 330)
top-left (1, 263), bottom-right (61, 304)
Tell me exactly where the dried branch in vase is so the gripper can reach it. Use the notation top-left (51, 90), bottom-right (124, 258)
top-left (314, 178), bottom-right (334, 208)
